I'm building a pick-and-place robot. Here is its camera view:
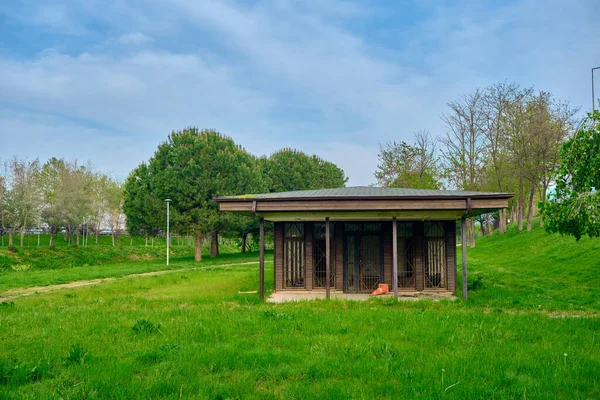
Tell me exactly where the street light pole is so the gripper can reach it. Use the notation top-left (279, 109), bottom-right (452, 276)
top-left (593, 67), bottom-right (600, 115)
top-left (165, 199), bottom-right (171, 266)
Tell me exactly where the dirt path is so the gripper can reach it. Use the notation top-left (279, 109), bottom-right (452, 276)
top-left (0, 261), bottom-right (259, 303)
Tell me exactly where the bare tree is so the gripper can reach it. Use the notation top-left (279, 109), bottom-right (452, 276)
top-left (503, 87), bottom-right (534, 231)
top-left (441, 89), bottom-right (488, 246)
top-left (482, 82), bottom-right (520, 233)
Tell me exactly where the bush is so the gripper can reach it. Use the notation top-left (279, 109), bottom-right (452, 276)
top-left (11, 264), bottom-right (30, 272)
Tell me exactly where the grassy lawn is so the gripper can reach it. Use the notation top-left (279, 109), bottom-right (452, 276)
top-left (462, 220), bottom-right (600, 313)
top-left (0, 223), bottom-right (598, 399)
top-left (0, 251), bottom-right (269, 294)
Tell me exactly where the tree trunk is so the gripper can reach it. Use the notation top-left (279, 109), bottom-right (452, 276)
top-left (8, 232), bottom-right (14, 247)
top-left (241, 234), bottom-right (247, 253)
top-left (467, 218), bottom-right (475, 248)
top-left (210, 231), bottom-right (219, 258)
top-left (49, 233), bottom-right (54, 248)
top-left (539, 183), bottom-right (548, 228)
top-left (130, 237), bottom-right (133, 247)
top-left (499, 209), bottom-right (507, 234)
top-left (112, 233), bottom-right (115, 247)
top-left (194, 231), bottom-right (203, 262)
top-left (20, 230), bottom-right (25, 247)
top-left (187, 236), bottom-right (191, 248)
top-left (526, 185), bottom-right (535, 232)
top-left (145, 235), bottom-right (148, 246)
top-left (77, 232), bottom-right (80, 246)
top-left (486, 214), bottom-right (493, 235)
top-left (518, 178), bottom-right (524, 232)
top-left (95, 233), bottom-right (99, 245)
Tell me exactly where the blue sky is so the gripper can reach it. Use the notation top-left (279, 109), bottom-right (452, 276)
top-left (0, 0), bottom-right (598, 186)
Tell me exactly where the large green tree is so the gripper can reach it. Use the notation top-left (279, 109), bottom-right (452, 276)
top-left (540, 111), bottom-right (600, 240)
top-left (263, 149), bottom-right (347, 192)
top-left (148, 128), bottom-right (263, 261)
top-left (123, 163), bottom-right (163, 245)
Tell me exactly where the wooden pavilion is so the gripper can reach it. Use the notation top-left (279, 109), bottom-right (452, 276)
top-left (215, 187), bottom-right (513, 300)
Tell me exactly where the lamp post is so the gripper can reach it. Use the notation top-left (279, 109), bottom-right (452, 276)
top-left (165, 199), bottom-right (171, 266)
top-left (593, 67), bottom-right (600, 115)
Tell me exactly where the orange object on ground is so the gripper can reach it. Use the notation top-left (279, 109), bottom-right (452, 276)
top-left (370, 288), bottom-right (384, 296)
top-left (378, 283), bottom-right (389, 294)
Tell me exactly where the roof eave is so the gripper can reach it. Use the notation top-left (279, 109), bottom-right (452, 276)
top-left (214, 193), bottom-right (514, 202)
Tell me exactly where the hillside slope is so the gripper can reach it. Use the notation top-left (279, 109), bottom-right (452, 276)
top-left (463, 219), bottom-right (600, 312)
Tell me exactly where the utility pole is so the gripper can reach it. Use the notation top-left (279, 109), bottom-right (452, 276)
top-left (593, 67), bottom-right (600, 114)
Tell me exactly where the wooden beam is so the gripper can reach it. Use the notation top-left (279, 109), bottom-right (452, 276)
top-left (461, 217), bottom-right (467, 300)
top-left (256, 210), bottom-right (467, 222)
top-left (259, 218), bottom-right (265, 300)
top-left (325, 217), bottom-right (331, 299)
top-left (392, 217), bottom-right (398, 298)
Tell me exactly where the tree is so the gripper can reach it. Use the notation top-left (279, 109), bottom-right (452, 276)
top-left (481, 82), bottom-right (519, 233)
top-left (3, 158), bottom-right (42, 247)
top-left (40, 157), bottom-right (68, 248)
top-left (123, 163), bottom-right (163, 245)
top-left (375, 131), bottom-right (441, 189)
top-left (148, 128), bottom-right (263, 261)
top-left (263, 149), bottom-right (347, 193)
top-left (0, 168), bottom-right (5, 246)
top-left (441, 89), bottom-right (488, 246)
top-left (105, 179), bottom-right (124, 247)
top-left (540, 111), bottom-right (600, 240)
top-left (89, 173), bottom-right (110, 245)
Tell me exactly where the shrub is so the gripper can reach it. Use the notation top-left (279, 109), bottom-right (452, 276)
top-left (11, 264), bottom-right (30, 272)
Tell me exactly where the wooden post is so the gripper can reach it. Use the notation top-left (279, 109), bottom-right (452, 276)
top-left (461, 217), bottom-right (467, 300)
top-left (392, 217), bottom-right (398, 298)
top-left (325, 217), bottom-right (331, 299)
top-left (259, 218), bottom-right (265, 300)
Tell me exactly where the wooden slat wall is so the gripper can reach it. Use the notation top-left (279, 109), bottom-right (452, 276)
top-left (445, 221), bottom-right (457, 292)
top-left (383, 221), bottom-right (392, 285)
top-left (304, 222), bottom-right (313, 290)
top-left (335, 222), bottom-right (344, 290)
top-left (414, 221), bottom-right (425, 291)
top-left (274, 222), bottom-right (283, 291)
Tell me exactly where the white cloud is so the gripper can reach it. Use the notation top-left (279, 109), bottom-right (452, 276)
top-left (0, 0), bottom-right (597, 187)
top-left (116, 32), bottom-right (153, 46)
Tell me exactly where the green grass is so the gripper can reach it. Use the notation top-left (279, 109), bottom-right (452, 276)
top-left (0, 222), bottom-right (598, 399)
top-left (461, 219), bottom-right (600, 313)
top-left (0, 234), bottom-right (247, 273)
top-left (0, 251), bottom-right (270, 293)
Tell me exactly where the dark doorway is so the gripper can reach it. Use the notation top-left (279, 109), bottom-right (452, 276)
top-left (313, 223), bottom-right (334, 288)
top-left (343, 223), bottom-right (383, 293)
